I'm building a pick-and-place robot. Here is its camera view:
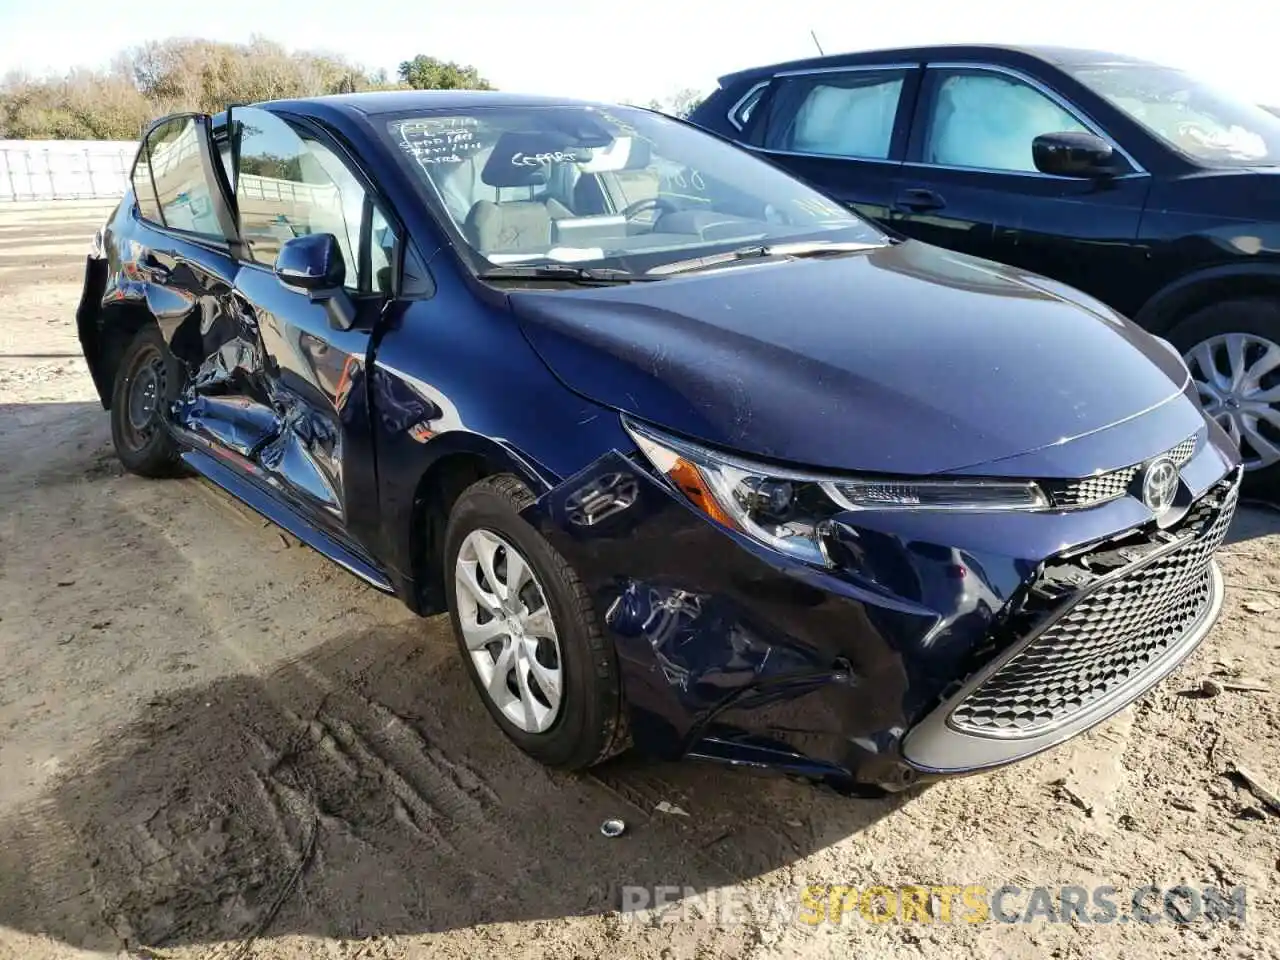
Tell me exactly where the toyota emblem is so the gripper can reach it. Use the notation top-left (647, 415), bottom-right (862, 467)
top-left (1140, 457), bottom-right (1179, 515)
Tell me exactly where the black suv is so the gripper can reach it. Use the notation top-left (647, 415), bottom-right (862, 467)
top-left (691, 45), bottom-right (1280, 492)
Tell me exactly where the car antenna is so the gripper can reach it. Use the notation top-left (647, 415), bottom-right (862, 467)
top-left (810, 29), bottom-right (825, 55)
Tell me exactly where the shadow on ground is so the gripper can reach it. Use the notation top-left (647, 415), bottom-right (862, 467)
top-left (0, 618), bottom-right (906, 952)
top-left (1227, 498), bottom-right (1280, 544)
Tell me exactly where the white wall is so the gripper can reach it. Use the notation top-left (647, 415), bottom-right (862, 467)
top-left (0, 140), bottom-right (138, 202)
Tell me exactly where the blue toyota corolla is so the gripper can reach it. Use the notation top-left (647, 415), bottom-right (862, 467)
top-left (75, 91), bottom-right (1239, 792)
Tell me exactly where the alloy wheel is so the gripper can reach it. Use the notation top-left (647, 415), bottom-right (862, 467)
top-left (454, 528), bottom-right (563, 733)
top-left (1184, 332), bottom-right (1280, 471)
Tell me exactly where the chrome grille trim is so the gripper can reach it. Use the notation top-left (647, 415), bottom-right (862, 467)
top-left (1043, 434), bottom-right (1198, 508)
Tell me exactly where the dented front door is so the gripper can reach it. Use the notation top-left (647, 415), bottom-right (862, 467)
top-left (221, 106), bottom-right (380, 542)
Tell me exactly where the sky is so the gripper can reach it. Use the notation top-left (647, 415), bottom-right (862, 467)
top-left (1, 0), bottom-right (1278, 107)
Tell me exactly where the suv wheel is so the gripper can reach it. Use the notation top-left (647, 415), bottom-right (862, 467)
top-left (443, 474), bottom-right (627, 769)
top-left (109, 325), bottom-right (185, 478)
top-left (1169, 298), bottom-right (1280, 496)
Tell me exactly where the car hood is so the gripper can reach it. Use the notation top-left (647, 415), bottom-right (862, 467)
top-left (510, 241), bottom-right (1195, 476)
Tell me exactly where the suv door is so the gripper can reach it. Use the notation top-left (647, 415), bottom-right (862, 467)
top-left (893, 63), bottom-right (1154, 312)
top-left (226, 105), bottom-right (401, 551)
top-left (746, 64), bottom-right (920, 224)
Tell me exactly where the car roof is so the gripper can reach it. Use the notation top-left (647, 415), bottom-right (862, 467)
top-left (264, 89), bottom-right (604, 117)
top-left (716, 43), bottom-right (1160, 86)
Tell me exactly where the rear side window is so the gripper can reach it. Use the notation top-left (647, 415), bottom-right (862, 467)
top-left (728, 82), bottom-right (769, 131)
top-left (130, 145), bottom-right (163, 223)
top-left (763, 69), bottom-right (907, 160)
top-left (921, 70), bottom-right (1090, 173)
top-left (143, 117), bottom-right (226, 240)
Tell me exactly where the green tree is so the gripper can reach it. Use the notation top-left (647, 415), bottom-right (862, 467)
top-left (0, 38), bottom-right (405, 139)
top-left (630, 88), bottom-right (705, 120)
top-left (664, 88), bottom-right (704, 119)
top-left (397, 55), bottom-right (493, 91)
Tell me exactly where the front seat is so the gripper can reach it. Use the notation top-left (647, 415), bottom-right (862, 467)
top-left (464, 198), bottom-right (572, 253)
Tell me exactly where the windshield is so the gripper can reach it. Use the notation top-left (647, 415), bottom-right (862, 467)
top-left (380, 104), bottom-right (885, 272)
top-left (1067, 62), bottom-right (1280, 167)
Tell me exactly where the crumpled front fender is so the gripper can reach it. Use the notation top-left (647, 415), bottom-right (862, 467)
top-left (521, 451), bottom-right (1027, 788)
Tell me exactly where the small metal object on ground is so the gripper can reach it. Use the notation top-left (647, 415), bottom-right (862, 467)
top-left (600, 818), bottom-right (626, 838)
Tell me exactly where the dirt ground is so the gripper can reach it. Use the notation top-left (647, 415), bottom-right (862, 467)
top-left (1, 200), bottom-right (1278, 960)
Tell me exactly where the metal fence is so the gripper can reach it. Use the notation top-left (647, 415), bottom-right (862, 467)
top-left (0, 140), bottom-right (138, 202)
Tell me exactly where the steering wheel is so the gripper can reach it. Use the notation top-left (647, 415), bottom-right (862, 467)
top-left (620, 197), bottom-right (678, 220)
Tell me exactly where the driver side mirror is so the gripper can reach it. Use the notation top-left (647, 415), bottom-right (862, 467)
top-left (1032, 131), bottom-right (1121, 178)
top-left (274, 233), bottom-right (346, 290)
top-left (273, 233), bottom-right (357, 331)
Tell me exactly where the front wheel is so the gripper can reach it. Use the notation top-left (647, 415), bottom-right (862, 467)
top-left (443, 474), bottom-right (627, 770)
top-left (109, 325), bottom-right (184, 478)
top-left (1169, 298), bottom-right (1280, 497)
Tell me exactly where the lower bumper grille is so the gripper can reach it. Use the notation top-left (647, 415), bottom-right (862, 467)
top-left (949, 475), bottom-right (1238, 739)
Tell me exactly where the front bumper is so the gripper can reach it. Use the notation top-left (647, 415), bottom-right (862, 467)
top-left (902, 560), bottom-right (1223, 771)
top-left (904, 468), bottom-right (1236, 774)
top-left (526, 433), bottom-right (1239, 791)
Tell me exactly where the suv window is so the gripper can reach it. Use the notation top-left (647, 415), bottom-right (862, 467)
top-left (234, 106), bottom-right (395, 293)
top-left (1067, 62), bottom-right (1280, 167)
top-left (135, 116), bottom-right (225, 239)
top-left (762, 69), bottom-right (907, 160)
top-left (922, 69), bottom-right (1091, 173)
top-left (729, 82), bottom-right (768, 131)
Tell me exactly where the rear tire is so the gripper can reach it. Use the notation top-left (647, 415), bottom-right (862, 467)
top-left (109, 325), bottom-right (184, 478)
top-left (444, 474), bottom-right (627, 770)
top-left (1168, 298), bottom-right (1280, 498)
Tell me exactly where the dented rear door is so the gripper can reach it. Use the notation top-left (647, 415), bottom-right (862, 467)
top-left (123, 114), bottom-right (279, 457)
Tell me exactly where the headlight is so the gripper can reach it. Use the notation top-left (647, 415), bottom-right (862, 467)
top-left (623, 418), bottom-right (840, 564)
top-left (622, 419), bottom-right (1050, 565)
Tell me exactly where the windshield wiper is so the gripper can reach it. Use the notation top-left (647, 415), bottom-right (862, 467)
top-left (648, 241), bottom-right (881, 277)
top-left (478, 264), bottom-right (660, 284)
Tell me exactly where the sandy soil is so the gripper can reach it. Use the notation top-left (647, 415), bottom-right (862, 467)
top-left (1, 201), bottom-right (1278, 960)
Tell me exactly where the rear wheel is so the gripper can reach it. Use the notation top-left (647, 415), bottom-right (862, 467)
top-left (109, 325), bottom-right (184, 478)
top-left (1169, 298), bottom-right (1280, 497)
top-left (443, 474), bottom-right (626, 770)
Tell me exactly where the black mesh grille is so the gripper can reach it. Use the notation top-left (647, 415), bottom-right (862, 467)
top-left (1044, 435), bottom-right (1198, 508)
top-left (950, 475), bottom-right (1237, 737)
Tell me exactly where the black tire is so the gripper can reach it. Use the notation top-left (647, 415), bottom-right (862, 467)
top-left (1167, 298), bottom-right (1280, 498)
top-left (109, 325), bottom-right (184, 478)
top-left (444, 474), bottom-right (627, 770)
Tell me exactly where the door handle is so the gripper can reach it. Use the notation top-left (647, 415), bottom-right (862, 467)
top-left (894, 188), bottom-right (946, 213)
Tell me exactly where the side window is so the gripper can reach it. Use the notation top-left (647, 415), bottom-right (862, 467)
top-left (132, 117), bottom-right (225, 239)
top-left (130, 144), bottom-right (163, 223)
top-left (218, 142), bottom-right (235, 192)
top-left (763, 70), bottom-right (907, 160)
top-left (728, 82), bottom-right (768, 131)
top-left (922, 70), bottom-right (1091, 173)
top-left (370, 205), bottom-right (394, 294)
top-left (234, 106), bottom-right (394, 293)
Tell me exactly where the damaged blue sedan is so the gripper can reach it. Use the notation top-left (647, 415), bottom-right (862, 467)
top-left (77, 91), bottom-right (1240, 792)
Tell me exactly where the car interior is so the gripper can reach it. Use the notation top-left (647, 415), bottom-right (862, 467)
top-left (400, 122), bottom-right (781, 261)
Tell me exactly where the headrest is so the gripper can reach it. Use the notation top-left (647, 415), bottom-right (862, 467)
top-left (480, 128), bottom-right (654, 187)
top-left (481, 132), bottom-right (591, 187)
